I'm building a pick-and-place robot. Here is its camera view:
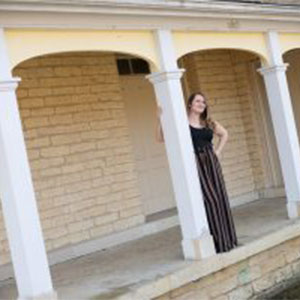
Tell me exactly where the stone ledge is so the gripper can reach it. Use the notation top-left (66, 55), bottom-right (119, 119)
top-left (114, 218), bottom-right (300, 299)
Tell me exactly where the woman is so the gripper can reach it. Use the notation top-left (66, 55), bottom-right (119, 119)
top-left (155, 92), bottom-right (238, 253)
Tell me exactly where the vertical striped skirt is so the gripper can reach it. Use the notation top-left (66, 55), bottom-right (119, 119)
top-left (194, 144), bottom-right (238, 253)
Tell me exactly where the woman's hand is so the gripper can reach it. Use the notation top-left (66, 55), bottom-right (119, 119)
top-left (156, 105), bottom-right (164, 143)
top-left (156, 105), bottom-right (163, 118)
top-left (214, 149), bottom-right (221, 159)
top-left (213, 120), bottom-right (228, 158)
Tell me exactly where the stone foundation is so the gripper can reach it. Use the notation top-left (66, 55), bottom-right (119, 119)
top-left (154, 235), bottom-right (300, 300)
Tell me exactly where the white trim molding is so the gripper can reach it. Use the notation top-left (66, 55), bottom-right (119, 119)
top-left (0, 78), bottom-right (20, 92)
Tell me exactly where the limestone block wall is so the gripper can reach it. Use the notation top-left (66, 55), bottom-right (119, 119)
top-left (155, 236), bottom-right (300, 300)
top-left (284, 50), bottom-right (300, 135)
top-left (231, 52), bottom-right (266, 191)
top-left (180, 49), bottom-right (266, 198)
top-left (0, 52), bottom-right (145, 265)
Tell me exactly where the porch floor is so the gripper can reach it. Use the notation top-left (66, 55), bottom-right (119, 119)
top-left (0, 197), bottom-right (298, 300)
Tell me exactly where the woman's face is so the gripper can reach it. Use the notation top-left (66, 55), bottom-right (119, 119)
top-left (190, 94), bottom-right (206, 114)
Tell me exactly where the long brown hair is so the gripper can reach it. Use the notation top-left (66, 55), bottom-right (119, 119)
top-left (187, 92), bottom-right (215, 130)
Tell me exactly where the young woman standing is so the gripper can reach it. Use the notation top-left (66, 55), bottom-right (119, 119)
top-left (156, 92), bottom-right (238, 253)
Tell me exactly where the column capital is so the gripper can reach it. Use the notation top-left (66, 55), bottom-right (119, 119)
top-left (0, 77), bottom-right (20, 92)
top-left (146, 69), bottom-right (185, 84)
top-left (257, 63), bottom-right (289, 76)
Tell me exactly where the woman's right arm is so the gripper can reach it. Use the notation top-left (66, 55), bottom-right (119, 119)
top-left (156, 106), bottom-right (164, 143)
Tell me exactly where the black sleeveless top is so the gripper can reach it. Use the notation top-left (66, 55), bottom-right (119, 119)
top-left (189, 124), bottom-right (214, 152)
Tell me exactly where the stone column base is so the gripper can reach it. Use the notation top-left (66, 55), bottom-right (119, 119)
top-left (182, 231), bottom-right (216, 260)
top-left (287, 201), bottom-right (300, 219)
top-left (18, 290), bottom-right (58, 300)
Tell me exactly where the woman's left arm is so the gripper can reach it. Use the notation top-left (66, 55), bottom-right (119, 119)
top-left (213, 120), bottom-right (229, 158)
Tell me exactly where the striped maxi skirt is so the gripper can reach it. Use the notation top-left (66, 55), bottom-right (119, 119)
top-left (194, 143), bottom-right (238, 253)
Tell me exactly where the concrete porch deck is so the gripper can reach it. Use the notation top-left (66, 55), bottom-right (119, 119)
top-left (0, 197), bottom-right (299, 300)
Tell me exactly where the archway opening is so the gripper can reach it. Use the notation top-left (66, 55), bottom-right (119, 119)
top-left (0, 51), bottom-right (176, 269)
top-left (178, 48), bottom-right (284, 214)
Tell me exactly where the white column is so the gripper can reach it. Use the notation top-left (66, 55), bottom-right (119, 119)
top-left (258, 31), bottom-right (300, 219)
top-left (147, 30), bottom-right (216, 259)
top-left (0, 29), bottom-right (56, 300)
